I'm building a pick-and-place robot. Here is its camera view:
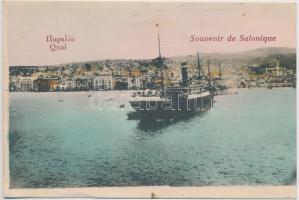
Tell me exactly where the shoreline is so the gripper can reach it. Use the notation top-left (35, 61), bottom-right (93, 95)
top-left (8, 86), bottom-right (296, 94)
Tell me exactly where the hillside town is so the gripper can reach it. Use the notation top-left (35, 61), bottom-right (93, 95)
top-left (239, 59), bottom-right (296, 88)
top-left (9, 54), bottom-right (296, 92)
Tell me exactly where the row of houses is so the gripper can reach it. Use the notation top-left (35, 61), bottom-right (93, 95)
top-left (9, 61), bottom-right (215, 92)
top-left (9, 75), bottom-right (149, 92)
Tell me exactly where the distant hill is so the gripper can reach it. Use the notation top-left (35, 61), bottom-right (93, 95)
top-left (10, 47), bottom-right (296, 71)
top-left (239, 47), bottom-right (295, 57)
top-left (183, 47), bottom-right (296, 71)
top-left (197, 47), bottom-right (295, 60)
top-left (229, 47), bottom-right (296, 70)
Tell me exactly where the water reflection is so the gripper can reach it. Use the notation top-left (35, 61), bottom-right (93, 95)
top-left (128, 110), bottom-right (209, 132)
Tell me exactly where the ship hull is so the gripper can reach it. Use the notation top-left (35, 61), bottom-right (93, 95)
top-left (128, 93), bottom-right (213, 119)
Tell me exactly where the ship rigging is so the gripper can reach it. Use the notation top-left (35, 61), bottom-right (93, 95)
top-left (128, 24), bottom-right (219, 119)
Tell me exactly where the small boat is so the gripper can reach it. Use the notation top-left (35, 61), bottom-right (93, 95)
top-left (88, 94), bottom-right (92, 97)
top-left (58, 99), bottom-right (64, 102)
top-left (119, 104), bottom-right (125, 108)
top-left (106, 97), bottom-right (116, 101)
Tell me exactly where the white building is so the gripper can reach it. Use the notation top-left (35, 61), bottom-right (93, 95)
top-left (93, 76), bottom-right (113, 90)
top-left (128, 77), bottom-right (143, 89)
top-left (13, 76), bottom-right (36, 91)
top-left (58, 77), bottom-right (76, 90)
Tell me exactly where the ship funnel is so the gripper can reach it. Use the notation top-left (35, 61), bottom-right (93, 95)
top-left (181, 62), bottom-right (188, 87)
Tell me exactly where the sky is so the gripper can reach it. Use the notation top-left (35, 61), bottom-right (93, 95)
top-left (5, 2), bottom-right (296, 66)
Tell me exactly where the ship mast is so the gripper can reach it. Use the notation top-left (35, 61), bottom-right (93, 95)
top-left (156, 24), bottom-right (164, 94)
top-left (207, 59), bottom-right (211, 87)
top-left (197, 51), bottom-right (201, 80)
top-left (157, 24), bottom-right (161, 58)
top-left (218, 63), bottom-right (222, 79)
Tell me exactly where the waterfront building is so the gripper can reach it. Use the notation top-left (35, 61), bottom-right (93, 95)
top-left (75, 77), bottom-right (91, 91)
top-left (14, 76), bottom-right (36, 92)
top-left (128, 77), bottom-right (143, 90)
top-left (9, 76), bottom-right (19, 92)
top-left (58, 77), bottom-right (76, 91)
top-left (49, 79), bottom-right (59, 91)
top-left (35, 78), bottom-right (51, 92)
top-left (93, 76), bottom-right (113, 90)
top-left (57, 78), bottom-right (67, 91)
top-left (114, 77), bottom-right (128, 90)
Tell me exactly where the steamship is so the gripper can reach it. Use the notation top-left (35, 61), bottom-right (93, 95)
top-left (128, 56), bottom-right (213, 118)
top-left (128, 24), bottom-right (214, 119)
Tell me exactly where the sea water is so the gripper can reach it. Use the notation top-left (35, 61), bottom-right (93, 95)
top-left (9, 88), bottom-right (296, 188)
